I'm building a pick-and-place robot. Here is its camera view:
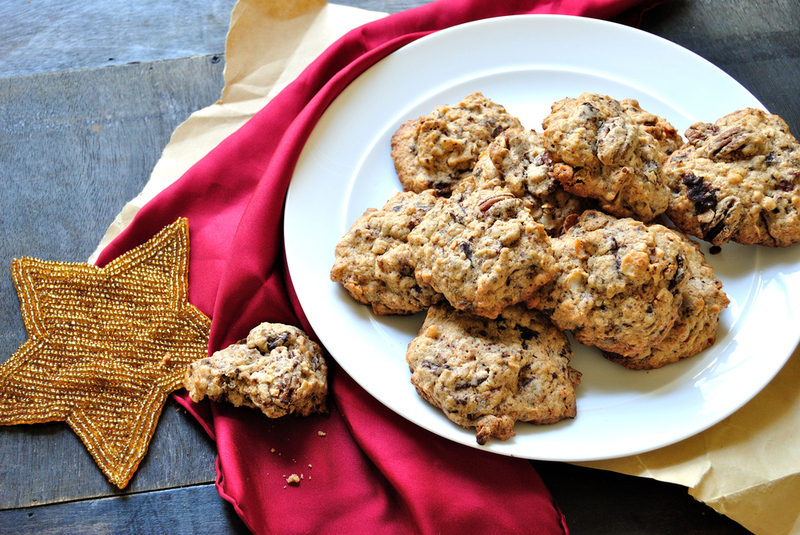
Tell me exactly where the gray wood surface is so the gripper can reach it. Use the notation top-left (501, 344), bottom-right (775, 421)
top-left (0, 0), bottom-right (237, 77)
top-left (1, 483), bottom-right (250, 534)
top-left (1, 0), bottom-right (798, 533)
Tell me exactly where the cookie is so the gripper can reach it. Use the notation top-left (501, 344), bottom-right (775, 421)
top-left (390, 92), bottom-right (523, 195)
top-left (528, 210), bottom-right (690, 357)
top-left (542, 92), bottom-right (670, 221)
top-left (602, 231), bottom-right (729, 369)
top-left (184, 322), bottom-right (328, 417)
top-left (620, 98), bottom-right (684, 157)
top-left (471, 128), bottom-right (596, 236)
top-left (330, 190), bottom-right (443, 315)
top-left (663, 108), bottom-right (800, 247)
top-left (408, 186), bottom-right (557, 319)
top-left (406, 303), bottom-right (581, 445)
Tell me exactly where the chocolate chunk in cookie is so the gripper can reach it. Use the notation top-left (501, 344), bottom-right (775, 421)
top-left (331, 190), bottom-right (443, 315)
top-left (184, 322), bottom-right (328, 417)
top-left (542, 93), bottom-right (670, 221)
top-left (528, 210), bottom-right (689, 358)
top-left (601, 230), bottom-right (729, 369)
top-left (390, 92), bottom-right (523, 195)
top-left (406, 303), bottom-right (581, 445)
top-left (408, 186), bottom-right (557, 319)
top-left (664, 108), bottom-right (800, 247)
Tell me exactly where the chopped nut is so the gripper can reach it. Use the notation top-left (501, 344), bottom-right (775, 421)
top-left (477, 193), bottom-right (513, 212)
top-left (286, 474), bottom-right (301, 484)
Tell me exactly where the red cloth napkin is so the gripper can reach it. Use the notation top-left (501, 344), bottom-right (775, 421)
top-left (97, 0), bottom-right (664, 533)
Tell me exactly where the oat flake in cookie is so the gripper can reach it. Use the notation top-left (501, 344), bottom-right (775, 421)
top-left (602, 230), bottom-right (729, 370)
top-left (528, 210), bottom-right (689, 358)
top-left (542, 92), bottom-right (670, 222)
top-left (471, 127), bottom-right (596, 236)
top-left (330, 190), bottom-right (442, 315)
top-left (184, 323), bottom-right (327, 418)
top-left (408, 186), bottom-right (557, 319)
top-left (663, 108), bottom-right (800, 247)
top-left (390, 92), bottom-right (523, 196)
top-left (406, 304), bottom-right (581, 445)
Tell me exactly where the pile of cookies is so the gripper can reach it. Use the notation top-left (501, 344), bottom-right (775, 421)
top-left (330, 91), bottom-right (800, 444)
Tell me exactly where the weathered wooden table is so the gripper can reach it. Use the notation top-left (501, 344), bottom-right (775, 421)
top-left (1, 0), bottom-right (798, 532)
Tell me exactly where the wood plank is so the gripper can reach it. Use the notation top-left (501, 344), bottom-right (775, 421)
top-left (331, 0), bottom-right (425, 13)
top-left (0, 483), bottom-right (251, 535)
top-left (0, 55), bottom-right (226, 509)
top-left (0, 0), bottom-right (237, 77)
top-left (0, 54), bottom-right (226, 360)
top-left (0, 397), bottom-right (218, 510)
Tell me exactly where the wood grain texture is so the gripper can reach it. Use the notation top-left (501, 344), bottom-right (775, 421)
top-left (0, 483), bottom-right (250, 535)
top-left (0, 398), bottom-right (218, 510)
top-left (0, 0), bottom-right (237, 77)
top-left (331, 0), bottom-right (423, 13)
top-left (1, 54), bottom-right (226, 363)
top-left (0, 55), bottom-right (225, 509)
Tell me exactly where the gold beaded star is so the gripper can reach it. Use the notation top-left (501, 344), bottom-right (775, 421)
top-left (0, 218), bottom-right (210, 488)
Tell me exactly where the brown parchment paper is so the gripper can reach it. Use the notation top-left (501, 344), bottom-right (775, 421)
top-left (90, 2), bottom-right (800, 534)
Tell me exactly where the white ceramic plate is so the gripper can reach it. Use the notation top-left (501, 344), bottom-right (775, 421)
top-left (284, 15), bottom-right (800, 461)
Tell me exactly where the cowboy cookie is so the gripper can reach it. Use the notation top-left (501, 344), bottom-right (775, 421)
top-left (471, 128), bottom-right (596, 236)
top-left (602, 231), bottom-right (729, 369)
top-left (185, 322), bottom-right (328, 417)
top-left (663, 108), bottom-right (800, 247)
top-left (406, 303), bottom-right (581, 445)
top-left (408, 186), bottom-right (557, 319)
top-left (528, 210), bottom-right (689, 358)
top-left (542, 92), bottom-right (670, 221)
top-left (390, 92), bottom-right (523, 195)
top-left (331, 190), bottom-right (442, 315)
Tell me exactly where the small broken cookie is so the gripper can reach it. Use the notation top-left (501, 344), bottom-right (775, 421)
top-left (542, 92), bottom-right (670, 221)
top-left (408, 186), bottom-right (557, 319)
top-left (184, 322), bottom-right (327, 417)
top-left (390, 92), bottom-right (523, 195)
top-left (663, 108), bottom-right (800, 247)
top-left (406, 303), bottom-right (580, 445)
top-left (330, 190), bottom-right (442, 315)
